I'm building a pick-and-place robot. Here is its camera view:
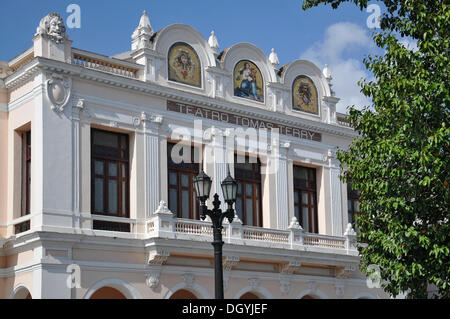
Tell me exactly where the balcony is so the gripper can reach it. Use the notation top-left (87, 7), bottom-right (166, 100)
top-left (2, 201), bottom-right (358, 264)
top-left (145, 201), bottom-right (358, 257)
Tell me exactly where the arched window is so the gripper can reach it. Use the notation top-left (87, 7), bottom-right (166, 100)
top-left (233, 60), bottom-right (264, 103)
top-left (11, 287), bottom-right (32, 299)
top-left (170, 289), bottom-right (198, 299)
top-left (240, 292), bottom-right (260, 299)
top-left (89, 287), bottom-right (127, 299)
top-left (168, 42), bottom-right (202, 88)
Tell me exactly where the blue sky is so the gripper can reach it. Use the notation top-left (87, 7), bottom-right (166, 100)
top-left (0, 0), bottom-right (384, 113)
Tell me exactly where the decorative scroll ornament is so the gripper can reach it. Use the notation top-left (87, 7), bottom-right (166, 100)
top-left (47, 73), bottom-right (72, 112)
top-left (36, 12), bottom-right (68, 44)
top-left (148, 249), bottom-right (170, 265)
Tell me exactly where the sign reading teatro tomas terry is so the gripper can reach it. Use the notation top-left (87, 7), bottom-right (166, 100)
top-left (167, 100), bottom-right (321, 142)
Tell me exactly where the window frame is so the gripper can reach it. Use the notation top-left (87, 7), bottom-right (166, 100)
top-left (167, 142), bottom-right (200, 220)
top-left (234, 155), bottom-right (263, 227)
top-left (293, 165), bottom-right (318, 233)
top-left (91, 128), bottom-right (130, 218)
top-left (21, 130), bottom-right (31, 217)
top-left (347, 183), bottom-right (360, 227)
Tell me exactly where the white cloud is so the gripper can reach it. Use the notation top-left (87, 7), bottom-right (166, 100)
top-left (301, 22), bottom-right (374, 113)
top-left (399, 37), bottom-right (418, 52)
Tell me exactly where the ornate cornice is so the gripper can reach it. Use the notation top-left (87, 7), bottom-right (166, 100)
top-left (4, 56), bottom-right (356, 139)
top-left (4, 60), bottom-right (40, 90)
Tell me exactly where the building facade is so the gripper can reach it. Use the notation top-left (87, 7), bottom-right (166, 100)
top-left (0, 11), bottom-right (388, 299)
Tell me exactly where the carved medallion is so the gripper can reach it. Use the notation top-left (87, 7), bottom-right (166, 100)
top-left (47, 73), bottom-right (72, 112)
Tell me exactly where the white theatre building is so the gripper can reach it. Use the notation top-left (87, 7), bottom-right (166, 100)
top-left (0, 11), bottom-right (389, 299)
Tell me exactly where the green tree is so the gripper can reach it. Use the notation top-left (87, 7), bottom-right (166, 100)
top-left (302, 0), bottom-right (449, 298)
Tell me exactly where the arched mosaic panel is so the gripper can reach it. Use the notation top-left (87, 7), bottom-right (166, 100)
top-left (234, 60), bottom-right (264, 103)
top-left (168, 42), bottom-right (202, 88)
top-left (292, 75), bottom-right (318, 114)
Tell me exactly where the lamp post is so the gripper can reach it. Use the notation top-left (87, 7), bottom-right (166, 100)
top-left (193, 167), bottom-right (237, 299)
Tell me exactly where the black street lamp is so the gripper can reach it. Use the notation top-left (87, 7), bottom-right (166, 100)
top-left (193, 167), bottom-right (237, 299)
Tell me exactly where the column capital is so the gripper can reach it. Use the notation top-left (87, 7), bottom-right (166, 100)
top-left (141, 111), bottom-right (163, 126)
top-left (71, 98), bottom-right (84, 120)
top-left (327, 149), bottom-right (341, 168)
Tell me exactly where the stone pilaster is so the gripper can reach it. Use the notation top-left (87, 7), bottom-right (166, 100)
top-left (71, 98), bottom-right (84, 230)
top-left (274, 142), bottom-right (290, 230)
top-left (141, 112), bottom-right (163, 217)
top-left (329, 150), bottom-right (343, 236)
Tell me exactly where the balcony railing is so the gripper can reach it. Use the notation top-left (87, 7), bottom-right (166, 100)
top-left (5, 205), bottom-right (356, 256)
top-left (336, 112), bottom-right (351, 127)
top-left (72, 48), bottom-right (141, 79)
top-left (147, 203), bottom-right (357, 255)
